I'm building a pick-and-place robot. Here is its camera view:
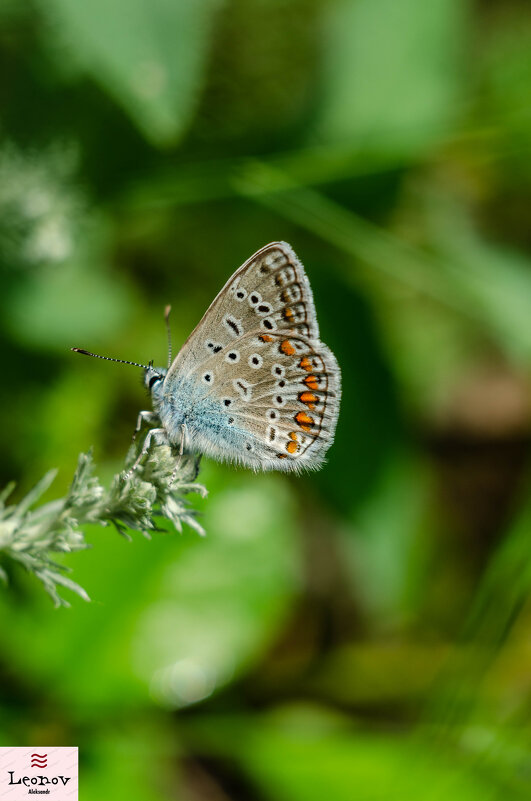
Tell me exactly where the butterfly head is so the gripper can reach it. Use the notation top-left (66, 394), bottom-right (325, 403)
top-left (144, 364), bottom-right (167, 399)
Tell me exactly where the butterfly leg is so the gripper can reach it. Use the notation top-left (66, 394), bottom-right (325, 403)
top-left (132, 410), bottom-right (160, 441)
top-left (126, 427), bottom-right (168, 477)
top-left (190, 454), bottom-right (202, 481)
top-left (170, 424), bottom-right (188, 485)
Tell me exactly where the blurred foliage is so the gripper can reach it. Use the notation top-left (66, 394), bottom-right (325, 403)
top-left (1, 0), bottom-right (531, 799)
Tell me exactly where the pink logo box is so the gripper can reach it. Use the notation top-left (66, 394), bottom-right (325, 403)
top-left (0, 748), bottom-right (77, 800)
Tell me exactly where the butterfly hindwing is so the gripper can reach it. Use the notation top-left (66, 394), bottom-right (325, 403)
top-left (172, 331), bottom-right (340, 471)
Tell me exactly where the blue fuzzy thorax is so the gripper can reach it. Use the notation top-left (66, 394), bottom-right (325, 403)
top-left (152, 373), bottom-right (247, 459)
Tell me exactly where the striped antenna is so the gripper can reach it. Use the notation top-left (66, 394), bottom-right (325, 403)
top-left (164, 305), bottom-right (172, 369)
top-left (71, 348), bottom-right (152, 371)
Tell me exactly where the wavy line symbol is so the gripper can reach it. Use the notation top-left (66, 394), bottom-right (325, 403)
top-left (31, 753), bottom-right (47, 768)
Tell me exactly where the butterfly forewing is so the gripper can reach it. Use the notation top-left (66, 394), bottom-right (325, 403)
top-left (167, 242), bottom-right (319, 381)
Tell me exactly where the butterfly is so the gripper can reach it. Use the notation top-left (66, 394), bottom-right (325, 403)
top-left (73, 242), bottom-right (341, 473)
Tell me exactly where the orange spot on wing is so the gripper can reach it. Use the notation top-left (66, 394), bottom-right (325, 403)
top-left (288, 432), bottom-right (297, 441)
top-left (299, 356), bottom-right (312, 372)
top-left (277, 453), bottom-right (288, 459)
top-left (295, 411), bottom-right (315, 432)
top-left (284, 307), bottom-right (294, 320)
top-left (303, 374), bottom-right (319, 390)
top-left (259, 334), bottom-right (273, 342)
top-left (280, 339), bottom-right (296, 356)
top-left (286, 440), bottom-right (298, 454)
top-left (299, 391), bottom-right (318, 410)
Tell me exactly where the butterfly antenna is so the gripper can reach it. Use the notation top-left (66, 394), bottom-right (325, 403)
top-left (71, 348), bottom-right (152, 371)
top-left (164, 305), bottom-right (172, 369)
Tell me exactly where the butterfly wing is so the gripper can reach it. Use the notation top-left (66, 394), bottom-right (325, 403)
top-left (180, 330), bottom-right (341, 471)
top-left (166, 242), bottom-right (319, 381)
top-left (161, 242), bottom-right (340, 471)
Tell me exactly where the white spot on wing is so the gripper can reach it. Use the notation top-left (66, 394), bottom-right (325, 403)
top-left (255, 302), bottom-right (272, 316)
top-left (225, 349), bottom-right (240, 364)
top-left (248, 291), bottom-right (262, 307)
top-left (223, 315), bottom-right (243, 338)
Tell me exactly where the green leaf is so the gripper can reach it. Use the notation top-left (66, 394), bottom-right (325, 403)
top-left (131, 474), bottom-right (300, 708)
top-left (188, 707), bottom-right (517, 801)
top-left (421, 189), bottom-right (531, 364)
top-left (317, 0), bottom-right (467, 157)
top-left (42, 0), bottom-right (222, 146)
top-left (480, 19), bottom-right (531, 180)
top-left (341, 453), bottom-right (431, 625)
top-left (81, 721), bottom-right (177, 801)
top-left (5, 260), bottom-right (134, 351)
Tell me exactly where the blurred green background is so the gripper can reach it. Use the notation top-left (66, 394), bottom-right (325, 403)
top-left (1, 0), bottom-right (531, 798)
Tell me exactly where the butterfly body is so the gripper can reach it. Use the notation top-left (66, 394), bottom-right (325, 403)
top-left (155, 373), bottom-right (246, 459)
top-left (145, 242), bottom-right (341, 472)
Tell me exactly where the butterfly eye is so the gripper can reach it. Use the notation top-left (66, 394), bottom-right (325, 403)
top-left (149, 375), bottom-right (162, 390)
